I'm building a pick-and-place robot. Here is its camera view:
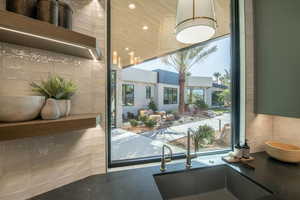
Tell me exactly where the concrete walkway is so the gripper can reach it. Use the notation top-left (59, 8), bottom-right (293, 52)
top-left (111, 113), bottom-right (230, 161)
top-left (140, 113), bottom-right (230, 143)
top-left (111, 128), bottom-right (185, 161)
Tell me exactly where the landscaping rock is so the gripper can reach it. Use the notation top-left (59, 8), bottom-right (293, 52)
top-left (166, 114), bottom-right (175, 121)
top-left (149, 114), bottom-right (162, 122)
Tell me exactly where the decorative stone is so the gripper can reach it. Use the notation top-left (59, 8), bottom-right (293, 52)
top-left (149, 114), bottom-right (162, 122)
top-left (41, 98), bottom-right (60, 120)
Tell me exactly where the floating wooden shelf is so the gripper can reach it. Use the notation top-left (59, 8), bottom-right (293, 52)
top-left (0, 10), bottom-right (101, 60)
top-left (0, 114), bottom-right (100, 141)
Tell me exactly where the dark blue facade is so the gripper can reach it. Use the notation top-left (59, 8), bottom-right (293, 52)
top-left (153, 69), bottom-right (179, 86)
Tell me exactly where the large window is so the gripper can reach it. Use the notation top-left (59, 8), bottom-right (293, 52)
top-left (109, 0), bottom-right (240, 167)
top-left (163, 87), bottom-right (178, 104)
top-left (146, 86), bottom-right (151, 99)
top-left (122, 84), bottom-right (134, 106)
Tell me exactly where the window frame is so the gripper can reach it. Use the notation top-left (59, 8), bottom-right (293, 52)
top-left (122, 84), bottom-right (135, 106)
top-left (107, 0), bottom-right (241, 168)
top-left (146, 86), bottom-right (151, 99)
top-left (163, 87), bottom-right (178, 105)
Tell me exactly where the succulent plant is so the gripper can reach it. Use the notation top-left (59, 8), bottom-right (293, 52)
top-left (31, 74), bottom-right (77, 100)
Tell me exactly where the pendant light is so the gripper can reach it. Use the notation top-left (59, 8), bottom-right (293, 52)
top-left (175, 0), bottom-right (217, 44)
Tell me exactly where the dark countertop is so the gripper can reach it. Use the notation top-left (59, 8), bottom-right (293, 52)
top-left (30, 152), bottom-right (300, 200)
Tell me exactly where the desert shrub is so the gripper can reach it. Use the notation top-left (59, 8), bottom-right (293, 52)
top-left (138, 115), bottom-right (148, 123)
top-left (31, 74), bottom-right (77, 100)
top-left (192, 124), bottom-right (215, 152)
top-left (129, 119), bottom-right (139, 127)
top-left (144, 119), bottom-right (157, 128)
top-left (194, 99), bottom-right (208, 110)
top-left (148, 99), bottom-right (158, 112)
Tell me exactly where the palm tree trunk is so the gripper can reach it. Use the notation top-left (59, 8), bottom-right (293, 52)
top-left (179, 72), bottom-right (185, 114)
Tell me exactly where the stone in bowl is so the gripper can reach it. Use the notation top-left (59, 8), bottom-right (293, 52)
top-left (265, 141), bottom-right (300, 163)
top-left (0, 96), bottom-right (45, 122)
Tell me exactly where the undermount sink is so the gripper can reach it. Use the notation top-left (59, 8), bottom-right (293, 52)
top-left (154, 165), bottom-right (272, 200)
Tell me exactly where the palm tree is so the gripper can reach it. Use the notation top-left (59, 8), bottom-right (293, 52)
top-left (213, 72), bottom-right (221, 84)
top-left (162, 45), bottom-right (217, 113)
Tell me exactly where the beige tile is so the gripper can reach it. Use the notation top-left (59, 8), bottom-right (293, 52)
top-left (0, 0), bottom-right (107, 199)
top-left (0, 0), bottom-right (5, 11)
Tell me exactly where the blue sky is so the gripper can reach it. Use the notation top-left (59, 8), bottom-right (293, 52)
top-left (132, 35), bottom-right (231, 78)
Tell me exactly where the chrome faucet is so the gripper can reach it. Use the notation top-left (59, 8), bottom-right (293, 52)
top-left (160, 144), bottom-right (173, 172)
top-left (186, 128), bottom-right (197, 169)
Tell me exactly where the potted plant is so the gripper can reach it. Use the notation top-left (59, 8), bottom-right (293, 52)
top-left (30, 74), bottom-right (77, 117)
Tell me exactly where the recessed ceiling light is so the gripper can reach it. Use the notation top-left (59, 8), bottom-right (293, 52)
top-left (125, 47), bottom-right (129, 51)
top-left (128, 3), bottom-right (136, 9)
top-left (142, 25), bottom-right (149, 30)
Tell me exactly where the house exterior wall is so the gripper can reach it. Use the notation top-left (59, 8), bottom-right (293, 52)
top-left (122, 81), bottom-right (156, 116)
top-left (186, 76), bottom-right (213, 88)
top-left (157, 83), bottom-right (179, 112)
top-left (204, 88), bottom-right (212, 106)
top-left (122, 68), bottom-right (157, 83)
top-left (119, 68), bottom-right (215, 124)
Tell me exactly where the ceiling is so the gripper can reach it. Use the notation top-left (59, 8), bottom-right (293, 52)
top-left (111, 0), bottom-right (230, 67)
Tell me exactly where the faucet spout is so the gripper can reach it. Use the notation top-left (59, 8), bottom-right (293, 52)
top-left (160, 144), bottom-right (173, 172)
top-left (186, 128), bottom-right (197, 169)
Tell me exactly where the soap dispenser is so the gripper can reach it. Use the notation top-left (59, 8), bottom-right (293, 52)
top-left (234, 143), bottom-right (243, 159)
top-left (242, 140), bottom-right (250, 159)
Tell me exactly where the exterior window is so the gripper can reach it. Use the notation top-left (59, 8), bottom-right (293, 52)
top-left (146, 86), bottom-right (151, 99)
top-left (186, 88), bottom-right (205, 104)
top-left (122, 84), bottom-right (134, 106)
top-left (163, 87), bottom-right (178, 104)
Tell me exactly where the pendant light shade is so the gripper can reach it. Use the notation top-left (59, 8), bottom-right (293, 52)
top-left (175, 0), bottom-right (217, 44)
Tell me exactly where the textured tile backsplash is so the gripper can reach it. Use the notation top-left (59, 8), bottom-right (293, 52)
top-left (0, 0), bottom-right (106, 199)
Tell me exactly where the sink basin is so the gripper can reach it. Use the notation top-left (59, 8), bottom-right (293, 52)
top-left (154, 165), bottom-right (272, 200)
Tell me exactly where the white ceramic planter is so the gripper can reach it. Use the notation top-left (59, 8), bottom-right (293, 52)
top-left (0, 95), bottom-right (45, 122)
top-left (41, 98), bottom-right (60, 120)
top-left (56, 100), bottom-right (71, 117)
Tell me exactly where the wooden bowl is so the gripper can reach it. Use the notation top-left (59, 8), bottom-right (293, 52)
top-left (265, 141), bottom-right (300, 163)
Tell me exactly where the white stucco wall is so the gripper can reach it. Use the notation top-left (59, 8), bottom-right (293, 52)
top-left (186, 76), bottom-right (213, 87)
top-left (204, 88), bottom-right (212, 106)
top-left (122, 68), bottom-right (157, 83)
top-left (122, 81), bottom-right (156, 116)
top-left (157, 83), bottom-right (179, 112)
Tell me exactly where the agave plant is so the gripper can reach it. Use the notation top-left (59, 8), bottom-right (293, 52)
top-left (192, 124), bottom-right (215, 152)
top-left (31, 75), bottom-right (77, 100)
